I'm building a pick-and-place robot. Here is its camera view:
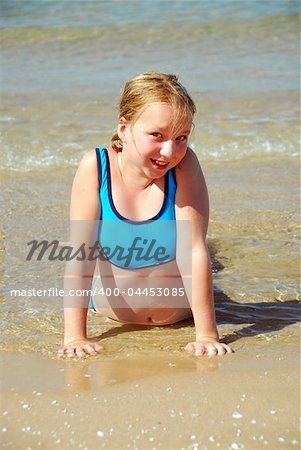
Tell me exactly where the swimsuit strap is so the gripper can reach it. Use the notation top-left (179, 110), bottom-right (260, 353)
top-left (95, 147), bottom-right (176, 222)
top-left (92, 146), bottom-right (177, 272)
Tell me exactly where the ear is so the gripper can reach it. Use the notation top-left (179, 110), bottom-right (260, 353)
top-left (117, 117), bottom-right (129, 143)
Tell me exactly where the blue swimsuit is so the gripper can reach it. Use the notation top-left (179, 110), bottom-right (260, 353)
top-left (89, 147), bottom-right (178, 309)
top-left (96, 147), bottom-right (177, 269)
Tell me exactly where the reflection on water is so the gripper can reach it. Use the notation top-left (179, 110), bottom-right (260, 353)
top-left (0, 351), bottom-right (223, 393)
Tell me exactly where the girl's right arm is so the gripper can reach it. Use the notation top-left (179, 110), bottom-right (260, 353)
top-left (58, 150), bottom-right (103, 357)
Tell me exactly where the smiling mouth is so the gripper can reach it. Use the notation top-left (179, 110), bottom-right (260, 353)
top-left (150, 158), bottom-right (169, 168)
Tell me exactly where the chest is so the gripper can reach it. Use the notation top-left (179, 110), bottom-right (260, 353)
top-left (111, 178), bottom-right (165, 221)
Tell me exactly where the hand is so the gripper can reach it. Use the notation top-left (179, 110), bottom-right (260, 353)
top-left (58, 339), bottom-right (103, 358)
top-left (185, 339), bottom-right (232, 356)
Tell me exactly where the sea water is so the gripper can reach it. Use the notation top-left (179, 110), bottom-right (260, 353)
top-left (0, 0), bottom-right (299, 170)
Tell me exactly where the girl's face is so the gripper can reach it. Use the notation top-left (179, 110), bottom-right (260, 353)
top-left (118, 103), bottom-right (192, 178)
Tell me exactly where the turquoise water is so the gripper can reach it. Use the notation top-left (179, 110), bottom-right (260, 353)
top-left (1, 0), bottom-right (299, 28)
top-left (0, 0), bottom-right (300, 168)
top-left (1, 0), bottom-right (299, 94)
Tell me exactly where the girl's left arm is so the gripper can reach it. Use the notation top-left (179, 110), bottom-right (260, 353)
top-left (175, 148), bottom-right (232, 356)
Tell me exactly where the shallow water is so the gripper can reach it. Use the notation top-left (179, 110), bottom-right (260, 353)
top-left (1, 156), bottom-right (300, 355)
top-left (1, 89), bottom-right (299, 171)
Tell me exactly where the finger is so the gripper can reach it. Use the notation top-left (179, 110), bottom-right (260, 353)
top-left (66, 347), bottom-right (76, 358)
top-left (74, 346), bottom-right (87, 358)
top-left (185, 343), bottom-right (195, 352)
top-left (206, 346), bottom-right (218, 356)
top-left (221, 343), bottom-right (233, 354)
top-left (195, 345), bottom-right (206, 356)
top-left (215, 343), bottom-right (227, 356)
top-left (81, 343), bottom-right (103, 355)
top-left (84, 345), bottom-right (98, 355)
top-left (91, 343), bottom-right (103, 353)
top-left (57, 348), bottom-right (66, 357)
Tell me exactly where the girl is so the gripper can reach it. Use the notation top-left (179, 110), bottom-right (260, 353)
top-left (58, 72), bottom-right (232, 358)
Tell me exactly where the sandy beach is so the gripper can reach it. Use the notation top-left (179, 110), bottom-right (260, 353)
top-left (1, 346), bottom-right (299, 449)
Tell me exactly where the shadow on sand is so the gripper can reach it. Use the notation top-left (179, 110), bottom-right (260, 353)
top-left (91, 245), bottom-right (300, 346)
top-left (210, 243), bottom-right (300, 345)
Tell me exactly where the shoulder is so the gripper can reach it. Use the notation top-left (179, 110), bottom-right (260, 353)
top-left (174, 147), bottom-right (209, 236)
top-left (77, 148), bottom-right (98, 171)
top-left (69, 149), bottom-right (100, 220)
top-left (176, 147), bottom-right (200, 174)
top-left (73, 149), bottom-right (98, 185)
top-left (175, 147), bottom-right (208, 195)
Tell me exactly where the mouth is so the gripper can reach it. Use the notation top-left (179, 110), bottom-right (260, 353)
top-left (150, 158), bottom-right (169, 170)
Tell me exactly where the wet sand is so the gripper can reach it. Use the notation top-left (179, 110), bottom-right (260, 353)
top-left (1, 155), bottom-right (300, 449)
top-left (1, 344), bottom-right (300, 449)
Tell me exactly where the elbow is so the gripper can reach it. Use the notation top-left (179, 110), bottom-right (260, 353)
top-left (192, 242), bottom-right (210, 259)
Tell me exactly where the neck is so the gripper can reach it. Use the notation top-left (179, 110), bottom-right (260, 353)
top-left (117, 151), bottom-right (153, 190)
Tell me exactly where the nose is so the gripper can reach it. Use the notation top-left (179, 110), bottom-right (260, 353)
top-left (160, 140), bottom-right (175, 160)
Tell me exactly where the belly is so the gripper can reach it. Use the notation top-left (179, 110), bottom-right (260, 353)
top-left (97, 307), bottom-right (192, 326)
top-left (93, 260), bottom-right (191, 325)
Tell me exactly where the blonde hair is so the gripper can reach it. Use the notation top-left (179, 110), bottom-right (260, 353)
top-left (111, 71), bottom-right (196, 151)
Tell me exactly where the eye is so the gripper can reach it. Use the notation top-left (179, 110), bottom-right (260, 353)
top-left (150, 132), bottom-right (162, 139)
top-left (176, 135), bottom-right (188, 142)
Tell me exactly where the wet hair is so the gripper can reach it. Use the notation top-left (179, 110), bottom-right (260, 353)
top-left (111, 71), bottom-right (196, 151)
